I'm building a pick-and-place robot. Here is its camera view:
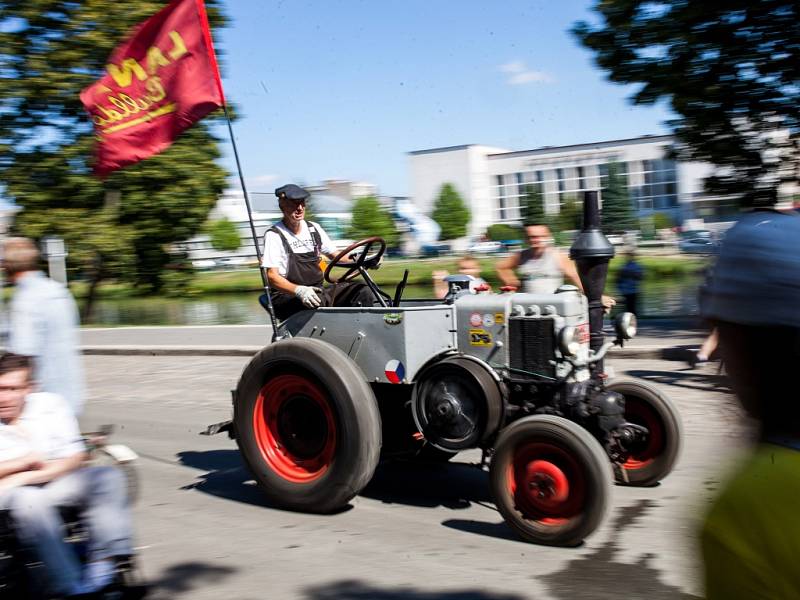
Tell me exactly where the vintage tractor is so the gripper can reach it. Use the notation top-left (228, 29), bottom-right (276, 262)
top-left (213, 191), bottom-right (681, 547)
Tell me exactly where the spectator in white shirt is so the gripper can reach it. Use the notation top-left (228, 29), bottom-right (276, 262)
top-left (0, 353), bottom-right (138, 598)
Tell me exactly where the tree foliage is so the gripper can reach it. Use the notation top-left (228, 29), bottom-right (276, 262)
top-left (574, 1), bottom-right (800, 206)
top-left (555, 195), bottom-right (582, 233)
top-left (207, 218), bottom-right (241, 252)
top-left (521, 184), bottom-right (547, 226)
top-left (347, 196), bottom-right (399, 248)
top-left (601, 162), bottom-right (637, 233)
top-left (0, 0), bottom-right (229, 316)
top-left (652, 211), bottom-right (675, 230)
top-left (486, 223), bottom-right (523, 242)
top-left (431, 183), bottom-right (471, 240)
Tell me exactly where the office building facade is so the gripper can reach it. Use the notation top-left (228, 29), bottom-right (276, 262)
top-left (409, 135), bottom-right (725, 237)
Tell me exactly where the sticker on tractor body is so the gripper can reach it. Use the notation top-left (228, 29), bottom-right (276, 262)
top-left (469, 312), bottom-right (482, 327)
top-left (384, 359), bottom-right (406, 384)
top-left (383, 312), bottom-right (403, 325)
top-left (469, 329), bottom-right (493, 347)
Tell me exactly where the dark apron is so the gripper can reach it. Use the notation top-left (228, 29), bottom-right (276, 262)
top-left (269, 223), bottom-right (323, 318)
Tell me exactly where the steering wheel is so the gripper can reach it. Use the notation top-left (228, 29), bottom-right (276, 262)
top-left (324, 237), bottom-right (387, 284)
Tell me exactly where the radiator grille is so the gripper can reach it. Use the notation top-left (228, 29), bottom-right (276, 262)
top-left (508, 317), bottom-right (556, 378)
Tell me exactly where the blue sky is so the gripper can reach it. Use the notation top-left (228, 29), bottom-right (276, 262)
top-left (213, 0), bottom-right (672, 197)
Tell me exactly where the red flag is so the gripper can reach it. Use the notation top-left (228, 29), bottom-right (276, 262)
top-left (80, 0), bottom-right (225, 176)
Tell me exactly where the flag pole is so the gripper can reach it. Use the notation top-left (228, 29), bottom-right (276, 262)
top-left (194, 0), bottom-right (281, 339)
top-left (222, 104), bottom-right (280, 337)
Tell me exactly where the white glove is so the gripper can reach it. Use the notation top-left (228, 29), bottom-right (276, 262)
top-left (295, 285), bottom-right (323, 308)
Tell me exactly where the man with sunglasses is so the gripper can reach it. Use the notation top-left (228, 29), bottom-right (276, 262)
top-left (496, 223), bottom-right (616, 308)
top-left (262, 184), bottom-right (375, 320)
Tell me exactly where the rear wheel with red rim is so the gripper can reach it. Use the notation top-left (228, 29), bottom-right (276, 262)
top-left (607, 379), bottom-right (682, 486)
top-left (235, 338), bottom-right (381, 513)
top-left (490, 415), bottom-right (610, 546)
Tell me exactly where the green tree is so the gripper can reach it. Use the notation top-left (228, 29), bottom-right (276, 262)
top-left (207, 218), bottom-right (241, 252)
top-left (574, 2), bottom-right (799, 206)
top-left (0, 1), bottom-right (229, 317)
top-left (521, 184), bottom-right (547, 226)
top-left (601, 162), bottom-right (637, 233)
top-left (347, 196), bottom-right (399, 248)
top-left (431, 183), bottom-right (471, 240)
top-left (486, 223), bottom-right (523, 242)
top-left (555, 195), bottom-right (582, 233)
top-left (653, 212), bottom-right (675, 231)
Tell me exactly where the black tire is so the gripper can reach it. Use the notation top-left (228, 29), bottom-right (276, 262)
top-left (606, 379), bottom-right (682, 486)
top-left (489, 415), bottom-right (611, 547)
top-left (234, 337), bottom-right (382, 513)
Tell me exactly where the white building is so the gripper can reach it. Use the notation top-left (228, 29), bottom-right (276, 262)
top-left (306, 179), bottom-right (378, 202)
top-left (409, 135), bottom-right (734, 237)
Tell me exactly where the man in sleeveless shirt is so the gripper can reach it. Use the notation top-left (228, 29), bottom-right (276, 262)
top-left (262, 184), bottom-right (374, 320)
top-left (495, 223), bottom-right (615, 308)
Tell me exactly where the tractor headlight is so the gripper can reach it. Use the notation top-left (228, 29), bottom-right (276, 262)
top-left (615, 312), bottom-right (638, 340)
top-left (558, 326), bottom-right (581, 357)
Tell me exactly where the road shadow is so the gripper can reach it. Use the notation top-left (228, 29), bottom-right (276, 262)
top-left (178, 449), bottom-right (493, 512)
top-left (177, 449), bottom-right (270, 507)
top-left (440, 517), bottom-right (521, 544)
top-left (176, 449), bottom-right (356, 514)
top-left (361, 458), bottom-right (493, 510)
top-left (624, 368), bottom-right (730, 393)
top-left (146, 561), bottom-right (237, 599)
top-left (303, 579), bottom-right (528, 599)
top-left (538, 499), bottom-right (701, 599)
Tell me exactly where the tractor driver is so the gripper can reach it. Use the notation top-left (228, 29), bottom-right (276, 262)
top-left (262, 184), bottom-right (375, 320)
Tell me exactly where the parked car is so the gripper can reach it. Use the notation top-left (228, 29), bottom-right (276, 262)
top-left (420, 242), bottom-right (451, 257)
top-left (679, 236), bottom-right (719, 254)
top-left (192, 259), bottom-right (218, 270)
top-left (468, 240), bottom-right (503, 254)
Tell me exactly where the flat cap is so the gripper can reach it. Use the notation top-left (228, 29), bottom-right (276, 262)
top-left (275, 184), bottom-right (310, 202)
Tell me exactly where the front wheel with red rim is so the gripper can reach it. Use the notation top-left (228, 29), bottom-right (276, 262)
top-left (489, 415), bottom-right (611, 547)
top-left (253, 374), bottom-right (337, 483)
top-left (234, 338), bottom-right (382, 513)
top-left (607, 379), bottom-right (682, 486)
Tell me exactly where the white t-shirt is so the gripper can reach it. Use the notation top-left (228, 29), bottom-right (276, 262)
top-left (0, 392), bottom-right (86, 462)
top-left (261, 221), bottom-right (336, 276)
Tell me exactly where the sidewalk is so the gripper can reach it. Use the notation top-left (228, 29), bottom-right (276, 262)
top-left (80, 318), bottom-right (706, 359)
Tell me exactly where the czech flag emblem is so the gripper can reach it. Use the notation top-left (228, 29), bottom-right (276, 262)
top-left (384, 360), bottom-right (405, 384)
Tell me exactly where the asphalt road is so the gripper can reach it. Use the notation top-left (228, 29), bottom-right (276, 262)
top-left (80, 353), bottom-right (746, 600)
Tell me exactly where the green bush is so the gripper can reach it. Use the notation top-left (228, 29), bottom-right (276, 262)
top-left (486, 223), bottom-right (523, 241)
top-left (207, 218), bottom-right (241, 252)
top-left (653, 212), bottom-right (675, 230)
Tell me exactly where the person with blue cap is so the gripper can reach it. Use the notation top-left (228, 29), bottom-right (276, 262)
top-left (261, 184), bottom-right (374, 319)
top-left (700, 207), bottom-right (800, 598)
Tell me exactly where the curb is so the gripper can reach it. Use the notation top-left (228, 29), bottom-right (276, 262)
top-left (82, 345), bottom-right (262, 357)
top-left (82, 344), bottom-right (687, 360)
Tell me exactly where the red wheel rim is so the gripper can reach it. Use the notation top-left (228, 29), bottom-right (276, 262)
top-left (506, 442), bottom-right (586, 525)
top-left (253, 374), bottom-right (336, 483)
top-left (623, 396), bottom-right (665, 471)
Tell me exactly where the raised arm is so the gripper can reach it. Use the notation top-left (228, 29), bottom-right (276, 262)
top-left (495, 253), bottom-right (522, 289)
